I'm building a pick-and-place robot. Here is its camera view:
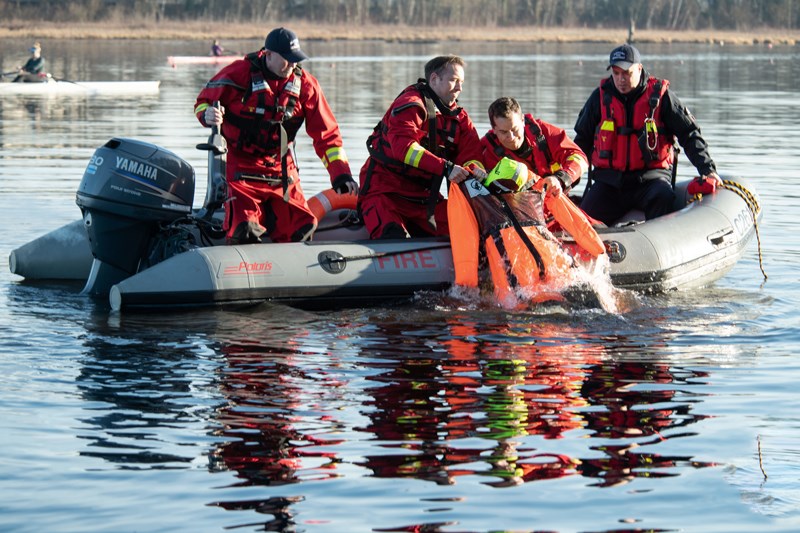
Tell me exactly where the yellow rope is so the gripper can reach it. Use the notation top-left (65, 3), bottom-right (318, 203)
top-left (689, 179), bottom-right (767, 281)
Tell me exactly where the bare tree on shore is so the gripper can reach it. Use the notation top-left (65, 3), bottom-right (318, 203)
top-left (0, 0), bottom-right (797, 30)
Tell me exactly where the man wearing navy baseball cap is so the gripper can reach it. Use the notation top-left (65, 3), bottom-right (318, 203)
top-left (195, 28), bottom-right (357, 244)
top-left (264, 27), bottom-right (309, 64)
top-left (573, 43), bottom-right (721, 226)
top-left (607, 43), bottom-right (641, 71)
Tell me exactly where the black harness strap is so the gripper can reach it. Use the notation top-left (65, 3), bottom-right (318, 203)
top-left (489, 227), bottom-right (521, 289)
top-left (424, 94), bottom-right (444, 230)
top-left (492, 192), bottom-right (546, 280)
top-left (526, 116), bottom-right (554, 169)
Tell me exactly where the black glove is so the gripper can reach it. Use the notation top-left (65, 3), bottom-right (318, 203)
top-left (332, 174), bottom-right (357, 194)
top-left (442, 160), bottom-right (455, 180)
top-left (552, 170), bottom-right (571, 192)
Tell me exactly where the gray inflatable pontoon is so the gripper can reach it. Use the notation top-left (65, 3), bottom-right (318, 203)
top-left (8, 138), bottom-right (763, 311)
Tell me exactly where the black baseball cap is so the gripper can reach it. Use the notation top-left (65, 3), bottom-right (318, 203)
top-left (265, 27), bottom-right (308, 63)
top-left (607, 44), bottom-right (641, 70)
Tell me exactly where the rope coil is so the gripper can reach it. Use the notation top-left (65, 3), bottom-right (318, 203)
top-left (689, 179), bottom-right (767, 281)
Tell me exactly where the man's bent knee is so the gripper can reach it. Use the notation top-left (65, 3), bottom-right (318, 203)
top-left (229, 221), bottom-right (266, 245)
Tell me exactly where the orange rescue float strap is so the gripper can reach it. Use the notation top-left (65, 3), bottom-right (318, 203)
top-left (543, 193), bottom-right (605, 258)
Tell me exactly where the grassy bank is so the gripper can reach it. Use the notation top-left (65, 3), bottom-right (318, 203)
top-left (1, 20), bottom-right (798, 45)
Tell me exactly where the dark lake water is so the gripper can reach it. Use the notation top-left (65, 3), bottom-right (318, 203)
top-left (1, 38), bottom-right (799, 532)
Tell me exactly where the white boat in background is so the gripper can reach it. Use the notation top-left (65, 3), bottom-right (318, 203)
top-left (167, 55), bottom-right (239, 67)
top-left (0, 78), bottom-right (161, 96)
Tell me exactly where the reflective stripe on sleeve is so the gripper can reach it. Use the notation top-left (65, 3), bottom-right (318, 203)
top-left (403, 142), bottom-right (425, 168)
top-left (323, 146), bottom-right (348, 168)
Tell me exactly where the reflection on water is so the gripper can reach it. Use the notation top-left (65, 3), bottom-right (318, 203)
top-left (355, 317), bottom-right (715, 491)
top-left (74, 317), bottom-right (222, 469)
top-left (211, 336), bottom-right (345, 487)
top-left (57, 304), bottom-right (721, 530)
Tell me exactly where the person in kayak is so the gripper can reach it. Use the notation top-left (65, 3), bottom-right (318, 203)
top-left (211, 40), bottom-right (224, 57)
top-left (14, 42), bottom-right (46, 83)
top-left (574, 44), bottom-right (721, 226)
top-left (481, 96), bottom-right (590, 225)
top-left (195, 27), bottom-right (356, 244)
top-left (358, 55), bottom-right (486, 239)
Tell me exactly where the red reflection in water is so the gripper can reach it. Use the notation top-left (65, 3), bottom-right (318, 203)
top-left (205, 318), bottom-right (717, 530)
top-left (355, 319), bottom-right (715, 488)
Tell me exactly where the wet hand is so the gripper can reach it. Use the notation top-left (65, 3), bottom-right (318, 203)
top-left (446, 164), bottom-right (471, 184)
top-left (340, 180), bottom-right (358, 195)
top-left (469, 167), bottom-right (487, 182)
top-left (542, 175), bottom-right (563, 198)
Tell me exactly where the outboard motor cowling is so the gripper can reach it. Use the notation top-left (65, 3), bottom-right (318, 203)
top-left (76, 138), bottom-right (195, 297)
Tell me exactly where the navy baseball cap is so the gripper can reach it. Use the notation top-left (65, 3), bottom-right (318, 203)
top-left (607, 44), bottom-right (641, 70)
top-left (265, 27), bottom-right (308, 63)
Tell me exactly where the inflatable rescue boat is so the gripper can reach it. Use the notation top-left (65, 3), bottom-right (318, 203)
top-left (8, 137), bottom-right (763, 311)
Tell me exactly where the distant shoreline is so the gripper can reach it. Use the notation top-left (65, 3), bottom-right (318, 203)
top-left (1, 21), bottom-right (798, 46)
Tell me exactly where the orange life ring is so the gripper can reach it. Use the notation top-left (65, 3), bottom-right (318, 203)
top-left (307, 188), bottom-right (358, 221)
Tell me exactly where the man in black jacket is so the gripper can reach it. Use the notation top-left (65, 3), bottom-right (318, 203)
top-left (573, 44), bottom-right (720, 225)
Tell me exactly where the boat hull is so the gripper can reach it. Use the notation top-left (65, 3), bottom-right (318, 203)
top-left (593, 179), bottom-right (760, 292)
top-left (109, 239), bottom-right (453, 311)
top-left (9, 176), bottom-right (762, 311)
top-left (9, 219), bottom-right (93, 280)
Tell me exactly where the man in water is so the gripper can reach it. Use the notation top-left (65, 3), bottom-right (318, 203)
top-left (447, 157), bottom-right (605, 308)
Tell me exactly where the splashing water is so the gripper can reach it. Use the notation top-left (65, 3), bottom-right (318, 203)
top-left (568, 253), bottom-right (641, 314)
top-left (445, 246), bottom-right (640, 315)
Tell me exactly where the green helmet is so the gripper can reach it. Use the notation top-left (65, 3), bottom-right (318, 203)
top-left (484, 157), bottom-right (528, 193)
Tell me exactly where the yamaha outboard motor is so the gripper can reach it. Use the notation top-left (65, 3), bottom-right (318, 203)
top-left (76, 138), bottom-right (195, 297)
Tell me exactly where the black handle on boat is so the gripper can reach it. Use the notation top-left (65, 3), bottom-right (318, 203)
top-left (195, 101), bottom-right (229, 222)
top-left (670, 144), bottom-right (681, 189)
top-left (196, 101), bottom-right (227, 155)
top-left (319, 243), bottom-right (452, 264)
